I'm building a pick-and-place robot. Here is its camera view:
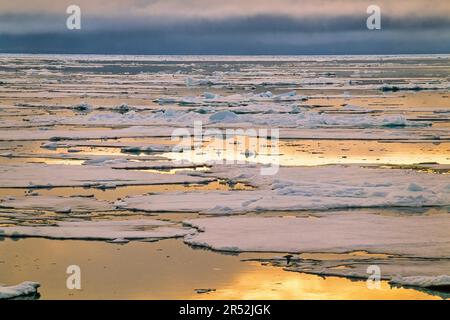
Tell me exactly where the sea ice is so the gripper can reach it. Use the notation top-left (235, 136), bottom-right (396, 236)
top-left (0, 281), bottom-right (40, 300)
top-left (183, 213), bottom-right (450, 258)
top-left (120, 165), bottom-right (450, 213)
top-left (209, 111), bottom-right (238, 123)
top-left (390, 275), bottom-right (450, 288)
top-left (0, 219), bottom-right (195, 241)
top-left (0, 195), bottom-right (103, 214)
top-left (0, 163), bottom-right (212, 188)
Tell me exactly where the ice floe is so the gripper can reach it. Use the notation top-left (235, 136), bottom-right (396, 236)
top-left (119, 165), bottom-right (450, 213)
top-left (0, 281), bottom-right (40, 300)
top-left (390, 275), bottom-right (450, 288)
top-left (0, 163), bottom-right (212, 188)
top-left (0, 219), bottom-right (194, 241)
top-left (0, 195), bottom-right (114, 213)
top-left (21, 107), bottom-right (431, 130)
top-left (183, 213), bottom-right (450, 258)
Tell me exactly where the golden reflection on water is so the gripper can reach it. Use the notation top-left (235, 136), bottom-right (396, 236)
top-left (164, 138), bottom-right (450, 167)
top-left (28, 158), bottom-right (86, 165)
top-left (199, 263), bottom-right (437, 300)
top-left (3, 136), bottom-right (449, 168)
top-left (0, 238), bottom-right (440, 300)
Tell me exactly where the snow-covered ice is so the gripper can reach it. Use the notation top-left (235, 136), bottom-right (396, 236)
top-left (390, 275), bottom-right (450, 288)
top-left (119, 165), bottom-right (450, 213)
top-left (0, 195), bottom-right (114, 213)
top-left (0, 163), bottom-right (212, 188)
top-left (0, 281), bottom-right (40, 299)
top-left (183, 213), bottom-right (450, 258)
top-left (0, 219), bottom-right (194, 241)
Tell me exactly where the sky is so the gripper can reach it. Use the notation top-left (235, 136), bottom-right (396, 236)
top-left (0, 0), bottom-right (449, 54)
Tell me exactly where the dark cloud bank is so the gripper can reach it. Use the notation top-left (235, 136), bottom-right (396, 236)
top-left (1, 14), bottom-right (449, 54)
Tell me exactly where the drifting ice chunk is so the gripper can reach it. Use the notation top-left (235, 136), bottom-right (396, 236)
top-left (380, 115), bottom-right (422, 128)
top-left (82, 157), bottom-right (117, 165)
top-left (273, 91), bottom-right (296, 101)
top-left (55, 207), bottom-right (71, 214)
top-left (203, 205), bottom-right (234, 214)
top-left (342, 104), bottom-right (367, 111)
top-left (185, 77), bottom-right (213, 86)
top-left (259, 91), bottom-right (273, 98)
top-left (156, 97), bottom-right (177, 104)
top-left (408, 183), bottom-right (425, 192)
top-left (209, 111), bottom-right (238, 122)
top-left (0, 152), bottom-right (13, 157)
top-left (0, 282), bottom-right (40, 300)
top-left (41, 142), bottom-right (59, 150)
top-left (203, 92), bottom-right (217, 99)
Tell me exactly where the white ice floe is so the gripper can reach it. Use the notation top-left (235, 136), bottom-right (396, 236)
top-left (0, 196), bottom-right (112, 213)
top-left (10, 91), bottom-right (433, 131)
top-left (408, 183), bottom-right (425, 192)
top-left (183, 213), bottom-right (450, 258)
top-left (0, 281), bottom-right (40, 299)
top-left (185, 77), bottom-right (216, 86)
top-left (155, 97), bottom-right (178, 104)
top-left (55, 207), bottom-right (72, 214)
top-left (209, 111), bottom-right (238, 123)
top-left (342, 104), bottom-right (368, 112)
top-left (390, 275), bottom-right (450, 288)
top-left (108, 237), bottom-right (130, 244)
top-left (0, 152), bottom-right (13, 157)
top-left (0, 219), bottom-right (194, 240)
top-left (117, 191), bottom-right (261, 213)
top-left (64, 109), bottom-right (430, 129)
top-left (0, 163), bottom-right (212, 188)
top-left (81, 156), bottom-right (125, 166)
top-left (273, 91), bottom-right (298, 101)
top-left (41, 142), bottom-right (59, 150)
top-left (203, 92), bottom-right (218, 100)
top-left (120, 165), bottom-right (450, 213)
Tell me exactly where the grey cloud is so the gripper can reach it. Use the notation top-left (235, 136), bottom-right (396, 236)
top-left (0, 14), bottom-right (449, 54)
